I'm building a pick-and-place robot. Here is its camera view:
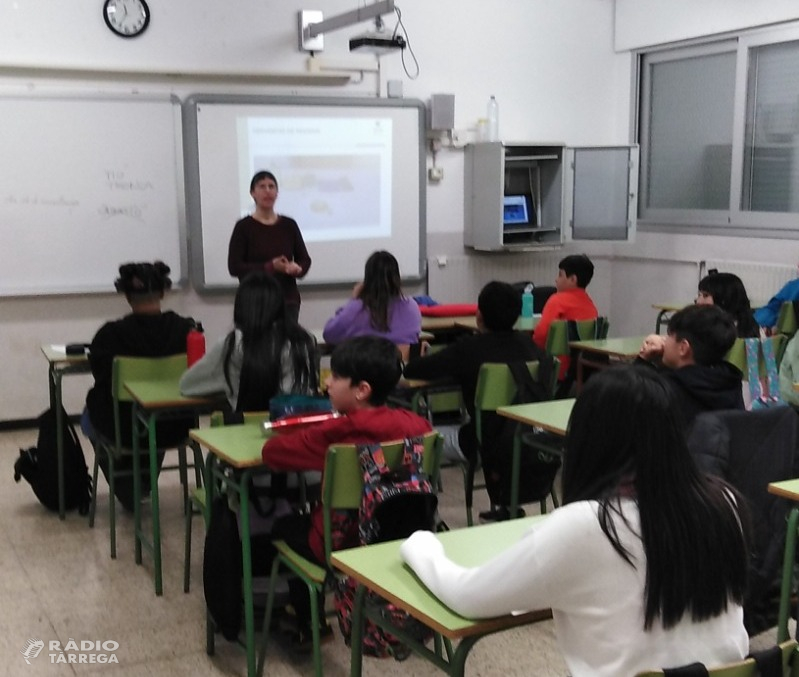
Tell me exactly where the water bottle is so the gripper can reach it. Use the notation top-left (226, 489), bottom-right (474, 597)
top-left (522, 283), bottom-right (534, 319)
top-left (486, 95), bottom-right (499, 142)
top-left (186, 322), bottom-right (206, 367)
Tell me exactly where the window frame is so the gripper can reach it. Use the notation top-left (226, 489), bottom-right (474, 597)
top-left (636, 22), bottom-right (799, 236)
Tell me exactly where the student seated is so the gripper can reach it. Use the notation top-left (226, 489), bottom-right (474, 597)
top-left (697, 271), bottom-right (759, 338)
top-left (322, 250), bottom-right (421, 361)
top-left (401, 365), bottom-right (750, 677)
top-left (403, 281), bottom-right (546, 519)
top-left (532, 254), bottom-right (598, 379)
top-left (180, 271), bottom-right (319, 412)
top-left (82, 261), bottom-right (195, 511)
top-left (754, 262), bottom-right (799, 331)
top-left (637, 304), bottom-right (743, 427)
top-left (261, 336), bottom-right (431, 650)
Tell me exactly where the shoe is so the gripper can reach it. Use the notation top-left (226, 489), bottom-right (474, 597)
top-left (289, 622), bottom-right (334, 654)
top-left (478, 506), bottom-right (526, 522)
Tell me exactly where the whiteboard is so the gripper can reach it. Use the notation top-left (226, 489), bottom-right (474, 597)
top-left (183, 94), bottom-right (426, 290)
top-left (0, 93), bottom-right (185, 296)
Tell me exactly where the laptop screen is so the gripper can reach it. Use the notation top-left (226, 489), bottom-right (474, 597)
top-left (503, 195), bottom-right (530, 226)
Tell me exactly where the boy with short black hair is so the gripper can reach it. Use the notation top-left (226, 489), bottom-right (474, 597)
top-left (403, 281), bottom-right (546, 519)
top-left (637, 303), bottom-right (743, 426)
top-left (532, 254), bottom-right (598, 378)
top-left (262, 336), bottom-right (430, 649)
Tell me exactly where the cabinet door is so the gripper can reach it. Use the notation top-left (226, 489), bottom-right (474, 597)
top-left (564, 146), bottom-right (638, 242)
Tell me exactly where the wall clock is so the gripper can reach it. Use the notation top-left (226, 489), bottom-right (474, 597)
top-left (103, 0), bottom-right (150, 38)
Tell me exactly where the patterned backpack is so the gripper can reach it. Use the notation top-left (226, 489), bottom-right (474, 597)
top-left (334, 437), bottom-right (438, 659)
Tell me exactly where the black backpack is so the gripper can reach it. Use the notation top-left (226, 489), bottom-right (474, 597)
top-left (13, 407), bottom-right (92, 515)
top-left (486, 359), bottom-right (562, 507)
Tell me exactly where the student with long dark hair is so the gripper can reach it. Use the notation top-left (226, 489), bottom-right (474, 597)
top-left (697, 271), bottom-right (759, 338)
top-left (322, 250), bottom-right (421, 357)
top-left (401, 365), bottom-right (750, 676)
top-left (180, 271), bottom-right (318, 412)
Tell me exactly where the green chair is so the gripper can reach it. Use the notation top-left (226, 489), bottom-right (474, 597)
top-left (545, 317), bottom-right (609, 396)
top-left (724, 335), bottom-right (788, 379)
top-left (88, 354), bottom-right (203, 559)
top-left (468, 360), bottom-right (560, 526)
top-left (183, 410), bottom-right (269, 593)
top-left (257, 430), bottom-right (443, 677)
top-left (776, 302), bottom-right (798, 338)
top-left (634, 640), bottom-right (797, 677)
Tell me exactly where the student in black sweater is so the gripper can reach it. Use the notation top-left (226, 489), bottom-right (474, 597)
top-left (637, 304), bottom-right (744, 428)
top-left (403, 281), bottom-right (546, 515)
top-left (83, 261), bottom-right (195, 511)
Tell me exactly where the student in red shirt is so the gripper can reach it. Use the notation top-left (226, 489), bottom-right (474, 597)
top-left (262, 336), bottom-right (431, 649)
top-left (533, 254), bottom-right (598, 380)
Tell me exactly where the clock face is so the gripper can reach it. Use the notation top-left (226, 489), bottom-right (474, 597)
top-left (103, 0), bottom-right (150, 38)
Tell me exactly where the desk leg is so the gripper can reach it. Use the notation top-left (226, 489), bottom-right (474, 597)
top-left (349, 583), bottom-right (367, 677)
top-left (239, 470), bottom-right (256, 677)
top-left (778, 507), bottom-right (799, 642)
top-left (204, 454), bottom-right (217, 657)
top-left (148, 414), bottom-right (163, 597)
top-left (509, 425), bottom-right (522, 519)
top-left (51, 367), bottom-right (67, 520)
top-left (132, 405), bottom-right (143, 566)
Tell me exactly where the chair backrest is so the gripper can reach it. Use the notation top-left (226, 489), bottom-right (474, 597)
top-left (473, 360), bottom-right (559, 443)
top-left (634, 640), bottom-right (798, 677)
top-left (111, 353), bottom-right (188, 448)
top-left (321, 430), bottom-right (442, 563)
top-left (777, 301), bottom-right (798, 337)
top-left (545, 317), bottom-right (606, 357)
top-left (724, 335), bottom-right (788, 380)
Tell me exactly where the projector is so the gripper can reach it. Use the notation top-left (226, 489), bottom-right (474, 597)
top-left (349, 31), bottom-right (406, 56)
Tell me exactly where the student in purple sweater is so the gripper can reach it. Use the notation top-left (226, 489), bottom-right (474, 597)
top-left (227, 170), bottom-right (311, 323)
top-left (322, 250), bottom-right (421, 360)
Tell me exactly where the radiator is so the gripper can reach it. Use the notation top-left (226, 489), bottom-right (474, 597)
top-left (700, 259), bottom-right (796, 306)
top-left (427, 252), bottom-right (563, 303)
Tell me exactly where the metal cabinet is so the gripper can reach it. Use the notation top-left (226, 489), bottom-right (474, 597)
top-left (464, 142), bottom-right (638, 251)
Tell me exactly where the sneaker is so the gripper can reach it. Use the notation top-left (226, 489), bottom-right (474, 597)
top-left (289, 622), bottom-right (334, 654)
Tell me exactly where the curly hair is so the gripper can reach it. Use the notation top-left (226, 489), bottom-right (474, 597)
top-left (114, 261), bottom-right (172, 296)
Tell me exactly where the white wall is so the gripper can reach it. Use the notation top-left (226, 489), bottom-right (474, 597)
top-left (0, 0), bottom-right (626, 421)
top-left (1, 1), bottom-right (797, 421)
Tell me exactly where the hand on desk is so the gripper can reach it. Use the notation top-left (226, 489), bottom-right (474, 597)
top-left (638, 334), bottom-right (665, 361)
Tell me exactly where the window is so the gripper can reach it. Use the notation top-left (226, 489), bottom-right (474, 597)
top-left (638, 25), bottom-right (799, 232)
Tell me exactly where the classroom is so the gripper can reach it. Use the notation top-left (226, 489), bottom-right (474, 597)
top-left (2, 0), bottom-right (799, 675)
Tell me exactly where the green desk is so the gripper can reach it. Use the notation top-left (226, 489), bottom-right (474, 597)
top-left (497, 399), bottom-right (575, 516)
top-left (189, 423), bottom-right (270, 677)
top-left (453, 315), bottom-right (539, 332)
top-left (331, 516), bottom-right (551, 676)
top-left (652, 302), bottom-right (688, 334)
top-left (768, 479), bottom-right (799, 642)
top-left (41, 343), bottom-right (91, 519)
top-left (568, 335), bottom-right (646, 392)
top-left (124, 378), bottom-right (217, 596)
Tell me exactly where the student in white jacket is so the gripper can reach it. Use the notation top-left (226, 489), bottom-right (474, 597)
top-left (401, 365), bottom-right (750, 677)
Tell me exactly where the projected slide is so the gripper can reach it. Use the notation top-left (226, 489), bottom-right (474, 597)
top-left (239, 116), bottom-right (392, 242)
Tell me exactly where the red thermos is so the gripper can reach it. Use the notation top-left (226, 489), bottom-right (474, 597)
top-left (186, 322), bottom-right (206, 367)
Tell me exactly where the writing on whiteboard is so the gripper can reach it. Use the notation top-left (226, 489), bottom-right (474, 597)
top-left (98, 204), bottom-right (144, 220)
top-left (104, 169), bottom-right (155, 192)
top-left (4, 194), bottom-right (79, 208)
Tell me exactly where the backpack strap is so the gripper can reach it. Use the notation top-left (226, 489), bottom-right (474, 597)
top-left (358, 443), bottom-right (388, 484)
top-left (507, 360), bottom-right (550, 404)
top-left (745, 337), bottom-right (764, 402)
top-left (759, 336), bottom-right (782, 403)
top-left (748, 644), bottom-right (782, 677)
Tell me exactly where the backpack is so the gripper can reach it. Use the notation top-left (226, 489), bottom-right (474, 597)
top-left (334, 437), bottom-right (438, 659)
top-left (13, 407), bottom-right (92, 515)
top-left (485, 359), bottom-right (562, 507)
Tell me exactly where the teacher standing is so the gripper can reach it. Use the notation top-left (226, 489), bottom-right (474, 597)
top-left (228, 170), bottom-right (311, 323)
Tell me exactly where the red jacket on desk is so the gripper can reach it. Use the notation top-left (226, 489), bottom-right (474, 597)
top-left (261, 406), bottom-right (431, 562)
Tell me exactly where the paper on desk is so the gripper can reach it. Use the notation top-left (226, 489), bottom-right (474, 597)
top-left (50, 344), bottom-right (68, 353)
